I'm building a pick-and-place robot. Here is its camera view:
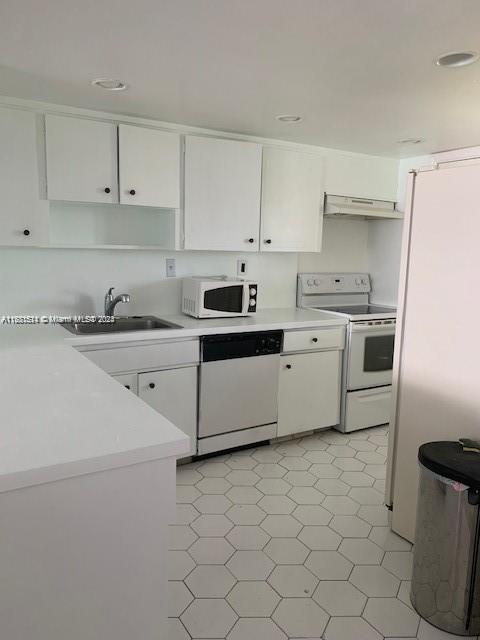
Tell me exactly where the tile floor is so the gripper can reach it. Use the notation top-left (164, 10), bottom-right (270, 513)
top-left (169, 426), bottom-right (477, 640)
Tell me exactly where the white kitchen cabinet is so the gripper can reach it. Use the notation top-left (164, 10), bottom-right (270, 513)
top-left (277, 350), bottom-right (341, 437)
top-left (324, 152), bottom-right (398, 202)
top-left (45, 114), bottom-right (118, 204)
top-left (118, 124), bottom-right (180, 208)
top-left (261, 147), bottom-right (324, 252)
top-left (183, 135), bottom-right (262, 251)
top-left (0, 107), bottom-right (49, 246)
top-left (139, 367), bottom-right (197, 456)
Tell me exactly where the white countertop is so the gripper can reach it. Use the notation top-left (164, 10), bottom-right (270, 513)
top-left (0, 308), bottom-right (346, 493)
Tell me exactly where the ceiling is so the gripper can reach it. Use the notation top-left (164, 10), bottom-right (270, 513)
top-left (0, 0), bottom-right (479, 157)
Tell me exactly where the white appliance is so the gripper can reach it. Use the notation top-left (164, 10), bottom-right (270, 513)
top-left (297, 272), bottom-right (396, 432)
top-left (182, 276), bottom-right (258, 318)
top-left (387, 159), bottom-right (480, 543)
top-left (197, 331), bottom-right (282, 455)
top-left (323, 193), bottom-right (402, 220)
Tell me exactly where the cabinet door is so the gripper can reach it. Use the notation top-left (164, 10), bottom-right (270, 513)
top-left (324, 153), bottom-right (398, 202)
top-left (277, 351), bottom-right (341, 437)
top-left (0, 108), bottom-right (49, 245)
top-left (45, 115), bottom-right (118, 203)
top-left (261, 147), bottom-right (323, 252)
top-left (138, 367), bottom-right (197, 456)
top-left (184, 136), bottom-right (262, 251)
top-left (118, 125), bottom-right (180, 208)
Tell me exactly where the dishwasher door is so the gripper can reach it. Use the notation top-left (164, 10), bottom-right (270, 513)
top-left (199, 354), bottom-right (280, 438)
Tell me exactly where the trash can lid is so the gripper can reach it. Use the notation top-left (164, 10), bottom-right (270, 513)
top-left (418, 441), bottom-right (480, 489)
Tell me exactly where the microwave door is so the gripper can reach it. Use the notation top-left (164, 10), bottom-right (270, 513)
top-left (203, 284), bottom-right (245, 314)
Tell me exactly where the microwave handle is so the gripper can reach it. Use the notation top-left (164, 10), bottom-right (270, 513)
top-left (242, 282), bottom-right (251, 314)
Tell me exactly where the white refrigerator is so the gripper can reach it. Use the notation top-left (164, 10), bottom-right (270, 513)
top-left (386, 158), bottom-right (480, 543)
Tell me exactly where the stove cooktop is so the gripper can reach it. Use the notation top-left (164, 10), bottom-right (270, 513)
top-left (320, 304), bottom-right (396, 315)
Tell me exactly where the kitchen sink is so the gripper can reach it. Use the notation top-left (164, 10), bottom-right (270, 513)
top-left (62, 316), bottom-right (182, 335)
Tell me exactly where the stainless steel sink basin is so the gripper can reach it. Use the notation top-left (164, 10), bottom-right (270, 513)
top-left (62, 316), bottom-right (182, 335)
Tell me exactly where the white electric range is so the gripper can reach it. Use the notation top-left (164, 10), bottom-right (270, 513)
top-left (297, 272), bottom-right (396, 432)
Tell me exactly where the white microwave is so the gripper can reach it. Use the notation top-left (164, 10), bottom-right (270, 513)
top-left (182, 276), bottom-right (258, 318)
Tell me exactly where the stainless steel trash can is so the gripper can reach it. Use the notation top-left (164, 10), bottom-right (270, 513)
top-left (411, 441), bottom-right (480, 636)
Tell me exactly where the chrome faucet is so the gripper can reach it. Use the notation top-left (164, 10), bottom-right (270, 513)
top-left (104, 287), bottom-right (130, 316)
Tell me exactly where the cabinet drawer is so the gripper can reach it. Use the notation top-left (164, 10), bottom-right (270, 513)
top-left (80, 339), bottom-right (199, 374)
top-left (344, 387), bottom-right (392, 431)
top-left (283, 327), bottom-right (345, 353)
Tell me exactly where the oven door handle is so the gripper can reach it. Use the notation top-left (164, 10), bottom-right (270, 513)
top-left (350, 323), bottom-right (396, 333)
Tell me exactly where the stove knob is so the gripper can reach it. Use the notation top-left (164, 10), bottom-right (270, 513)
top-left (313, 279), bottom-right (320, 286)
top-left (307, 279), bottom-right (314, 286)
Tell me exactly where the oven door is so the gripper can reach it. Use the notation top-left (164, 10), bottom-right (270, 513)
top-left (347, 322), bottom-right (395, 390)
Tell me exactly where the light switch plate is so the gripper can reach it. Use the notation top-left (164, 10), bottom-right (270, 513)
top-left (166, 258), bottom-right (176, 277)
top-left (237, 259), bottom-right (248, 276)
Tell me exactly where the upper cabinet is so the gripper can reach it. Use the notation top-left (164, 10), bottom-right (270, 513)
top-left (118, 124), bottom-right (180, 208)
top-left (45, 115), bottom-right (118, 204)
top-left (0, 107), bottom-right (49, 245)
top-left (45, 115), bottom-right (180, 209)
top-left (324, 152), bottom-right (398, 202)
top-left (260, 147), bottom-right (324, 252)
top-left (183, 136), bottom-right (262, 251)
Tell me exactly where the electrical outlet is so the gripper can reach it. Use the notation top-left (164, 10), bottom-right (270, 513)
top-left (166, 258), bottom-right (176, 278)
top-left (237, 259), bottom-right (248, 277)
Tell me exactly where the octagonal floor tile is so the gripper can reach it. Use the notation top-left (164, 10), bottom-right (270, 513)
top-left (323, 495), bottom-right (359, 515)
top-left (349, 439), bottom-right (377, 452)
top-left (168, 550), bottom-right (196, 580)
top-left (191, 514), bottom-right (233, 537)
top-left (327, 444), bottom-right (356, 458)
top-left (299, 435), bottom-right (329, 450)
top-left (226, 549), bottom-right (275, 580)
top-left (264, 537), bottom-right (310, 564)
top-left (226, 485), bottom-right (262, 504)
top-left (349, 564), bottom-right (400, 597)
top-left (194, 493), bottom-right (232, 514)
top-left (298, 525), bottom-right (341, 550)
top-left (356, 450), bottom-right (387, 465)
top-left (364, 464), bottom-right (387, 479)
top-left (333, 457), bottom-right (365, 471)
top-left (169, 525), bottom-right (198, 550)
top-left (181, 598), bottom-right (237, 639)
top-left (287, 486), bottom-right (325, 504)
top-left (324, 616), bottom-right (382, 640)
top-left (254, 462), bottom-right (287, 478)
top-left (268, 564), bottom-right (318, 597)
top-left (227, 617), bottom-right (287, 640)
top-left (275, 441), bottom-right (306, 456)
top-left (329, 515), bottom-right (371, 538)
top-left (175, 503), bottom-right (199, 525)
top-left (313, 580), bottom-right (366, 615)
top-left (252, 447), bottom-right (282, 463)
top-left (168, 581), bottom-right (193, 616)
top-left (185, 565), bottom-right (236, 598)
top-left (292, 504), bottom-right (332, 525)
top-left (168, 618), bottom-right (190, 640)
top-left (310, 464), bottom-right (342, 479)
top-left (188, 536), bottom-right (235, 565)
top-left (315, 478), bottom-right (350, 495)
top-left (176, 485), bottom-right (201, 503)
top-left (369, 526), bottom-right (412, 551)
top-left (303, 450), bottom-right (334, 464)
top-left (227, 581), bottom-right (280, 616)
top-left (349, 487), bottom-right (384, 505)
top-left (305, 550), bottom-right (353, 580)
top-left (226, 454), bottom-right (257, 470)
top-left (278, 456), bottom-right (311, 470)
top-left (369, 434), bottom-right (389, 446)
top-left (273, 597), bottom-right (329, 637)
top-left (258, 494), bottom-right (296, 514)
top-left (261, 514), bottom-right (302, 537)
top-left (225, 469), bottom-right (260, 486)
top-left (196, 477), bottom-right (232, 495)
top-left (226, 504), bottom-right (266, 525)
top-left (358, 504), bottom-right (389, 525)
top-left (340, 471), bottom-right (375, 487)
top-left (284, 470), bottom-right (317, 486)
top-left (226, 525), bottom-right (270, 550)
top-left (256, 478), bottom-right (291, 495)
top-left (197, 461), bottom-right (230, 477)
top-left (339, 538), bottom-right (384, 565)
top-left (382, 550), bottom-right (414, 580)
top-left (177, 467), bottom-right (202, 485)
top-left (363, 597), bottom-right (419, 637)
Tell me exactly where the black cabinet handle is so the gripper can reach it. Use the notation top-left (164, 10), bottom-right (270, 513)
top-left (129, 189), bottom-right (136, 196)
top-left (104, 187), bottom-right (111, 194)
top-left (264, 239), bottom-right (272, 244)
top-left (124, 384), bottom-right (130, 389)
top-left (285, 364), bottom-right (292, 369)
top-left (312, 337), bottom-right (318, 343)
top-left (248, 238), bottom-right (255, 243)
top-left (23, 229), bottom-right (30, 236)
top-left (149, 382), bottom-right (155, 389)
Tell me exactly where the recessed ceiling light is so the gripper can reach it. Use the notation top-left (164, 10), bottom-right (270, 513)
top-left (91, 78), bottom-right (128, 91)
top-left (436, 51), bottom-right (479, 68)
top-left (276, 114), bottom-right (302, 123)
top-left (397, 138), bottom-right (425, 145)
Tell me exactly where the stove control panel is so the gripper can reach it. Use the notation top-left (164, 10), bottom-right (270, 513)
top-left (298, 273), bottom-right (371, 294)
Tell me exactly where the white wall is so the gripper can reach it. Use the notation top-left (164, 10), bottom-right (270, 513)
top-left (0, 247), bottom-right (298, 316)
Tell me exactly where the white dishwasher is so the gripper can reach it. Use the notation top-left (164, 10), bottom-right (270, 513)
top-left (198, 331), bottom-right (283, 455)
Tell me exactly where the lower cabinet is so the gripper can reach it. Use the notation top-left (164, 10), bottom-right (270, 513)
top-left (277, 350), bottom-right (341, 438)
top-left (138, 367), bottom-right (197, 456)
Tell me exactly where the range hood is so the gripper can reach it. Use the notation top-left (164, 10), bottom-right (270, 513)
top-left (324, 194), bottom-right (402, 220)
